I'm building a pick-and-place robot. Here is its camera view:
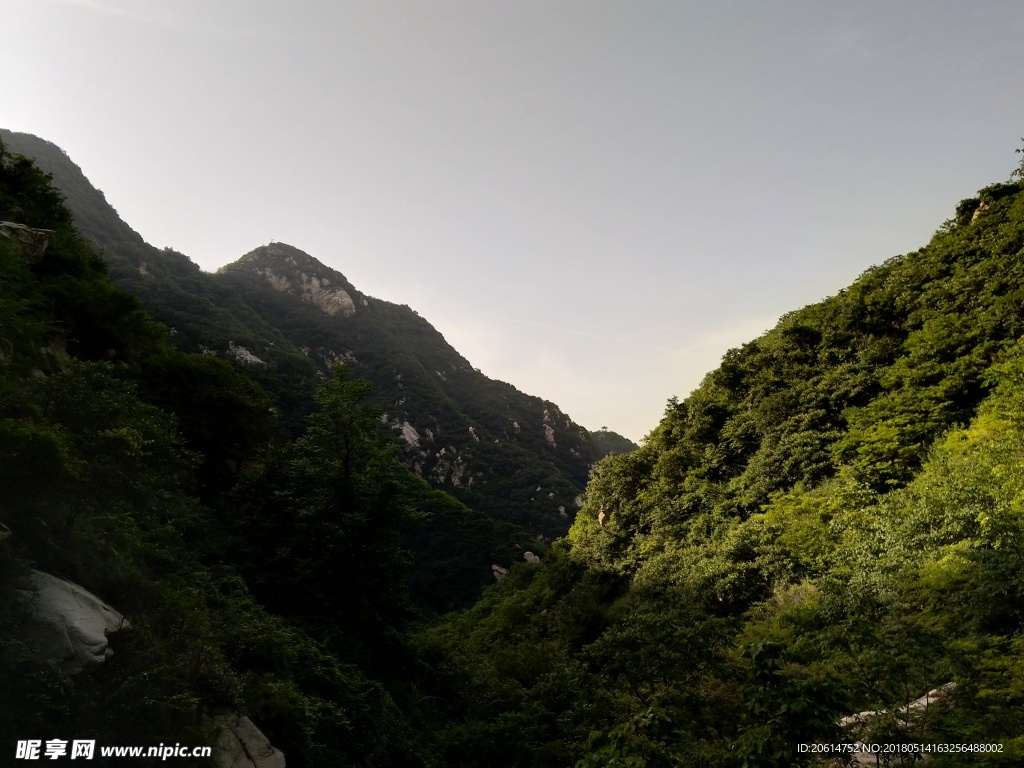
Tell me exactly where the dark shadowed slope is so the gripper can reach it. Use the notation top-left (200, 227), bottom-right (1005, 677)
top-left (1, 128), bottom-right (617, 535)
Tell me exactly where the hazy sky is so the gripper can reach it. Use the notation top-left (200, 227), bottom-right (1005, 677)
top-left (5, 1), bottom-right (1024, 440)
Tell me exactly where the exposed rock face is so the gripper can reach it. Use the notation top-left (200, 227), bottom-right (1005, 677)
top-left (300, 274), bottom-right (355, 317)
top-left (839, 682), bottom-right (956, 729)
top-left (16, 570), bottom-right (130, 673)
top-left (523, 551), bottom-right (540, 564)
top-left (543, 425), bottom-right (556, 447)
top-left (323, 349), bottom-right (357, 366)
top-left (541, 408), bottom-right (557, 446)
top-left (450, 456), bottom-right (469, 487)
top-left (228, 342), bottom-right (266, 366)
top-left (837, 683), bottom-right (956, 766)
top-left (256, 267), bottom-right (292, 292)
top-left (255, 264), bottom-right (356, 317)
top-left (492, 564), bottom-right (509, 582)
top-left (399, 421), bottom-right (420, 448)
top-left (211, 711), bottom-right (286, 768)
top-left (0, 221), bottom-right (54, 261)
top-left (250, 243), bottom-right (358, 318)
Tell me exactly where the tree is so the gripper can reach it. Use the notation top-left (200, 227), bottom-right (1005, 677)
top-left (231, 366), bottom-right (413, 663)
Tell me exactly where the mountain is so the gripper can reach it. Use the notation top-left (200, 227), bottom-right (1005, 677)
top-left (0, 138), bottom-right (545, 763)
top-left (410, 170), bottom-right (1024, 763)
top-left (589, 427), bottom-right (639, 457)
top-left (10, 124), bottom-right (1024, 765)
top-left (218, 241), bottom-right (610, 534)
top-left (0, 128), bottom-right (634, 536)
top-left (0, 130), bottom-right (323, 429)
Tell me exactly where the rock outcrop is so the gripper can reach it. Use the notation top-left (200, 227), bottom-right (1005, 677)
top-left (839, 683), bottom-right (956, 730)
top-left (227, 341), bottom-right (266, 367)
top-left (0, 221), bottom-right (54, 261)
top-left (252, 249), bottom-right (357, 318)
top-left (16, 570), bottom-right (130, 672)
top-left (209, 711), bottom-right (285, 768)
top-left (835, 683), bottom-right (957, 766)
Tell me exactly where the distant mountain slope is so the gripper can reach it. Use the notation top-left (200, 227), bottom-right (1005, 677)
top-left (589, 428), bottom-right (639, 457)
top-left (0, 128), bottom-right (608, 535)
top-left (0, 129), bottom-right (321, 428)
top-left (574, 177), bottom-right (1024, 556)
top-left (219, 242), bottom-right (596, 534)
top-left (405, 169), bottom-right (1024, 764)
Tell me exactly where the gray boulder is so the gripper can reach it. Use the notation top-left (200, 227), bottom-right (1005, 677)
top-left (17, 570), bottom-right (130, 673)
top-left (0, 221), bottom-right (54, 261)
top-left (211, 711), bottom-right (286, 768)
top-left (838, 683), bottom-right (956, 765)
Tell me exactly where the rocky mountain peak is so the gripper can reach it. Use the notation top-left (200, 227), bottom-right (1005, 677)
top-left (228, 242), bottom-right (364, 318)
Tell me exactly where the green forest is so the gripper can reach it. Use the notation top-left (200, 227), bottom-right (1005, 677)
top-left (6, 136), bottom-right (1024, 766)
top-left (0, 126), bottom-right (622, 543)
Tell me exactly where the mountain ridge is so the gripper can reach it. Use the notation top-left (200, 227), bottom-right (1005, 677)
top-left (218, 239), bottom-right (604, 534)
top-left (10, 123), bottom-right (1024, 764)
top-left (0, 128), bottom-right (637, 535)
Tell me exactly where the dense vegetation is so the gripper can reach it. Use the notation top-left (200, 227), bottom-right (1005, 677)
top-left (1, 126), bottom-right (638, 540)
top-left (7, 131), bottom-right (1024, 767)
top-left (408, 168), bottom-right (1024, 765)
top-left (219, 243), bottom-right (602, 537)
top-left (0, 139), bottom-right (531, 765)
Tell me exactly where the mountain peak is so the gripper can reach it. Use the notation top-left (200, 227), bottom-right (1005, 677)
top-left (226, 242), bottom-right (364, 318)
top-left (233, 241), bottom-right (334, 274)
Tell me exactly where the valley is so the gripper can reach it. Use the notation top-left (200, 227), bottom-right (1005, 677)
top-left (4, 129), bottom-right (1024, 766)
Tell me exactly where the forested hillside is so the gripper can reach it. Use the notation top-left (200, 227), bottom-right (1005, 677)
top-left (7, 129), bottom-right (1024, 767)
top-left (0, 128), bottom-right (637, 538)
top-left (0, 139), bottom-right (534, 765)
top-left (410, 169), bottom-right (1024, 765)
top-left (219, 242), bottom-right (620, 535)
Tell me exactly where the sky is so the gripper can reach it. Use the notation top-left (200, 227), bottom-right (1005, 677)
top-left (4, 1), bottom-right (1024, 441)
